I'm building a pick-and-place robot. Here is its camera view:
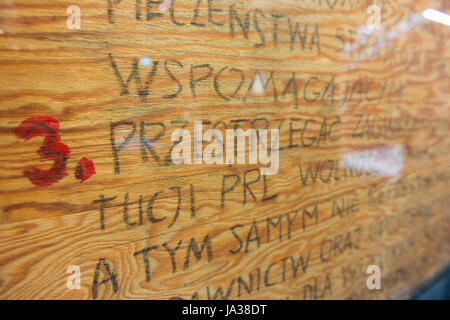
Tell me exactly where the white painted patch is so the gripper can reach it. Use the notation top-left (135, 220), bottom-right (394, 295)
top-left (159, 0), bottom-right (173, 13)
top-left (252, 73), bottom-right (265, 96)
top-left (140, 57), bottom-right (152, 67)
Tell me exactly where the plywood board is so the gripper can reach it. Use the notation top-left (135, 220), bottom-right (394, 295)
top-left (0, 0), bottom-right (449, 299)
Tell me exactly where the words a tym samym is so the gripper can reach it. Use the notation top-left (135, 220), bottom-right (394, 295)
top-left (171, 121), bottom-right (279, 175)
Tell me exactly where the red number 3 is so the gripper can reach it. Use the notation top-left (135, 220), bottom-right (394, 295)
top-left (14, 116), bottom-right (95, 186)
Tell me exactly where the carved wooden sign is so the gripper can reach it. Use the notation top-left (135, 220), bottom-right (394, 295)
top-left (0, 0), bottom-right (449, 299)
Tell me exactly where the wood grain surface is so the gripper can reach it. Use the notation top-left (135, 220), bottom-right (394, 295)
top-left (0, 0), bottom-right (449, 299)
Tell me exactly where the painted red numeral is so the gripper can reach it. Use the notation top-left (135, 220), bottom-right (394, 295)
top-left (14, 116), bottom-right (95, 186)
top-left (75, 157), bottom-right (96, 182)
